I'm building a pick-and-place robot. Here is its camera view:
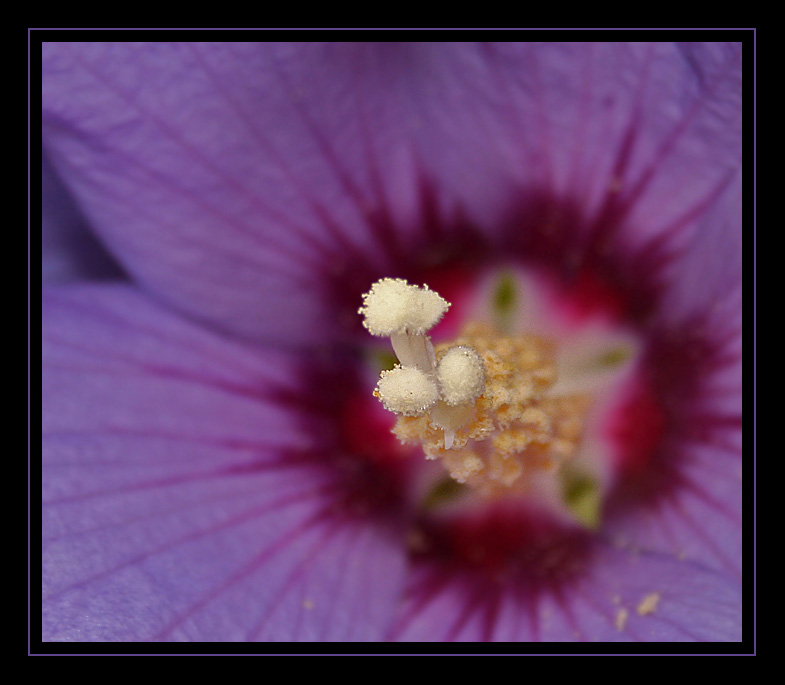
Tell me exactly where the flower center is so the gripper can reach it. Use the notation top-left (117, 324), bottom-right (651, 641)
top-left (396, 321), bottom-right (591, 494)
top-left (359, 272), bottom-right (639, 530)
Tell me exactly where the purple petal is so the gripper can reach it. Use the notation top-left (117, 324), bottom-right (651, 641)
top-left (41, 41), bottom-right (744, 644)
top-left (42, 150), bottom-right (124, 282)
top-left (395, 43), bottom-right (741, 238)
top-left (391, 543), bottom-right (741, 642)
top-left (606, 441), bottom-right (742, 582)
top-left (601, 178), bottom-right (742, 582)
top-left (42, 43), bottom-right (740, 347)
top-left (41, 43), bottom-right (425, 346)
top-left (42, 285), bottom-right (406, 641)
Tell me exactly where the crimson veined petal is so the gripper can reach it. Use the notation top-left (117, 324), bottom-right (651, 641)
top-left (390, 541), bottom-right (741, 642)
top-left (42, 285), bottom-right (407, 642)
top-left (42, 43), bottom-right (741, 345)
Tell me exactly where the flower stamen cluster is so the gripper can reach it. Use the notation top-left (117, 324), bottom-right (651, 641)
top-left (396, 322), bottom-right (592, 493)
top-left (361, 278), bottom-right (595, 496)
top-left (359, 278), bottom-right (486, 447)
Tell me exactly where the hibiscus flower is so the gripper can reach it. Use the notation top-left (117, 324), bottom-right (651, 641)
top-left (41, 41), bottom-right (744, 643)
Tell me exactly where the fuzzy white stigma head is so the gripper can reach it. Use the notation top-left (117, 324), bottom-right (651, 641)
top-left (436, 345), bottom-right (486, 406)
top-left (359, 278), bottom-right (450, 336)
top-left (375, 365), bottom-right (440, 416)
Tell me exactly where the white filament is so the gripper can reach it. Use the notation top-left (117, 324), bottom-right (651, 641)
top-left (390, 331), bottom-right (438, 372)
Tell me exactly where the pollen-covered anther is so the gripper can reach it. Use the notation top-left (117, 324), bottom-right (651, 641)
top-left (374, 365), bottom-right (440, 417)
top-left (358, 277), bottom-right (450, 337)
top-left (359, 278), bottom-right (449, 371)
top-left (436, 345), bottom-right (485, 406)
top-left (391, 322), bottom-right (593, 494)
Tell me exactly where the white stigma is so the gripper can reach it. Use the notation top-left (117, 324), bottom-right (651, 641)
top-left (359, 277), bottom-right (449, 371)
top-left (376, 366), bottom-right (439, 416)
top-left (436, 345), bottom-right (486, 406)
top-left (361, 278), bottom-right (485, 449)
top-left (358, 278), bottom-right (449, 337)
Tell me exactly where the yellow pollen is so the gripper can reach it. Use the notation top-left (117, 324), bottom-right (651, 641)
top-left (392, 322), bottom-right (592, 493)
top-left (615, 607), bottom-right (629, 631)
top-left (636, 592), bottom-right (661, 616)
